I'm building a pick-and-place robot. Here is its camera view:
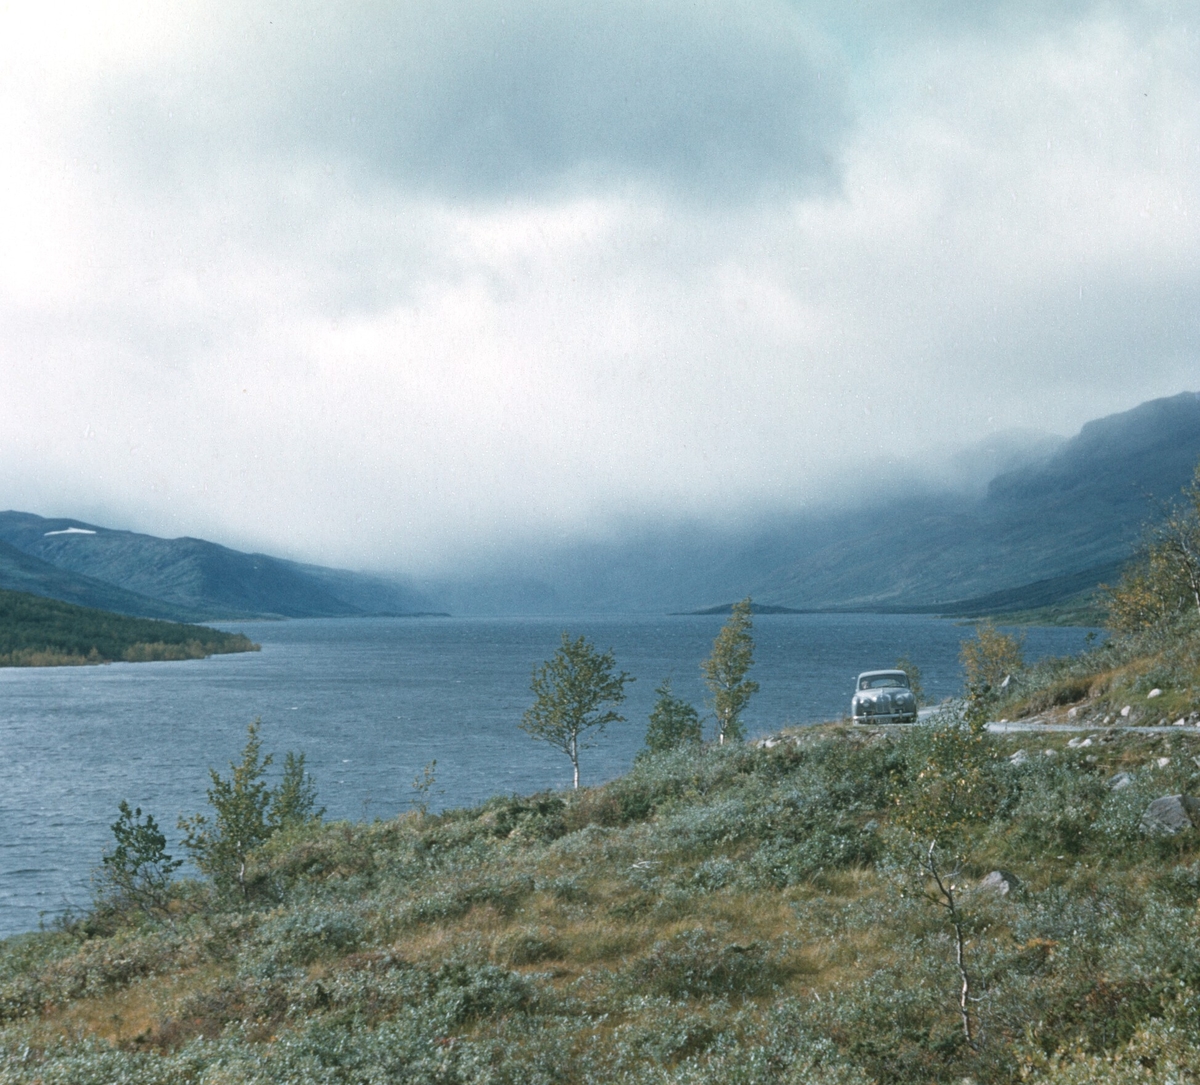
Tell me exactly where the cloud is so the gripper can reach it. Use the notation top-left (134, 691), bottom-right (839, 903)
top-left (98, 0), bottom-right (849, 200)
top-left (0, 1), bottom-right (1198, 575)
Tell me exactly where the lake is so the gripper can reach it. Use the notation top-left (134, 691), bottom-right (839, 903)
top-left (0, 613), bottom-right (1096, 938)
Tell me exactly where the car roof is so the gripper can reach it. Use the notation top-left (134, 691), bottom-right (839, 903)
top-left (856, 670), bottom-right (907, 680)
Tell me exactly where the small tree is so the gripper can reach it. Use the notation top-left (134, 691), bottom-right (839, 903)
top-left (701, 597), bottom-right (759, 744)
top-left (521, 633), bottom-right (632, 789)
top-left (268, 751), bottom-right (324, 831)
top-left (959, 621), bottom-right (1023, 693)
top-left (180, 719), bottom-right (305, 899)
top-left (643, 679), bottom-right (702, 754)
top-left (923, 841), bottom-right (976, 1048)
top-left (97, 801), bottom-right (183, 919)
top-left (894, 654), bottom-right (925, 706)
top-left (1106, 463), bottom-right (1200, 632)
top-left (409, 759), bottom-right (441, 816)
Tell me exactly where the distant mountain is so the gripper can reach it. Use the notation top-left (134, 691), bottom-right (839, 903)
top-left (0, 513), bottom-right (436, 620)
top-left (426, 392), bottom-right (1200, 615)
top-left (754, 390), bottom-right (1200, 609)
top-left (7, 392), bottom-right (1197, 620)
top-left (0, 538), bottom-right (201, 621)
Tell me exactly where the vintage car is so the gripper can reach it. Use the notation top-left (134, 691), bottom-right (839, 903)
top-left (851, 670), bottom-right (918, 723)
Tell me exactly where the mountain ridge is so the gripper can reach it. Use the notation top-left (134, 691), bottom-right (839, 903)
top-left (424, 391), bottom-right (1200, 615)
top-left (0, 513), bottom-right (435, 620)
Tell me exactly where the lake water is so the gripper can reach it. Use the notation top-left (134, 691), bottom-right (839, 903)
top-left (0, 613), bottom-right (1096, 938)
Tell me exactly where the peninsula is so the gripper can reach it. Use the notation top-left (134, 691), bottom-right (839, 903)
top-left (0, 588), bottom-right (259, 666)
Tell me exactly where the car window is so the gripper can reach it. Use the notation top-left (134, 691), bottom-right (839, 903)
top-left (860, 675), bottom-right (908, 689)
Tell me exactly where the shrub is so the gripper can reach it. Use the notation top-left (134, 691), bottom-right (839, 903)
top-left (643, 679), bottom-right (704, 754)
top-left (626, 929), bottom-right (777, 999)
top-left (95, 801), bottom-right (183, 919)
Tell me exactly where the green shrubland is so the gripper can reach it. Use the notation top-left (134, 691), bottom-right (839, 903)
top-left (7, 701), bottom-right (1200, 1082)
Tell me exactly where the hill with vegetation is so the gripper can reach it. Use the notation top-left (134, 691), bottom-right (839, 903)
top-left (0, 588), bottom-right (259, 666)
top-left (0, 538), bottom-right (204, 622)
top-left (0, 512), bottom-right (436, 620)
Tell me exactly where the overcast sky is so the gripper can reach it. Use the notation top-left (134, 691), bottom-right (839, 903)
top-left (1, 0), bottom-right (1197, 573)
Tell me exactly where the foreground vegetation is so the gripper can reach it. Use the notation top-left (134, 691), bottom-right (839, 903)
top-left (5, 688), bottom-right (1200, 1082)
top-left (0, 589), bottom-right (258, 666)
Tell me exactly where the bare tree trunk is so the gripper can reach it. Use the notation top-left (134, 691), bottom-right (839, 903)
top-left (570, 733), bottom-right (579, 789)
top-left (926, 841), bottom-right (974, 1048)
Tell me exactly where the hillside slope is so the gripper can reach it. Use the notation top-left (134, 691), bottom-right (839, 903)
top-left (430, 392), bottom-right (1200, 614)
top-left (0, 513), bottom-right (436, 619)
top-left (0, 538), bottom-right (204, 621)
top-left (0, 587), bottom-right (258, 665)
top-left (755, 390), bottom-right (1200, 608)
top-left (5, 712), bottom-right (1200, 1083)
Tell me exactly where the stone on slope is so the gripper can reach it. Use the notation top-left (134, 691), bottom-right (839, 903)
top-left (1140, 794), bottom-right (1200, 835)
top-left (976, 870), bottom-right (1020, 896)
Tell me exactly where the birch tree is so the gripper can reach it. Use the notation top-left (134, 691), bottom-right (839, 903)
top-left (701, 597), bottom-right (759, 744)
top-left (521, 633), bottom-right (631, 789)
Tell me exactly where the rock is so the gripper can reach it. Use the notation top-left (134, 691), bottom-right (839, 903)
top-left (1175, 719), bottom-right (1187, 727)
top-left (1067, 707), bottom-right (1078, 719)
top-left (1157, 757), bottom-right (1171, 768)
top-left (1140, 795), bottom-right (1200, 835)
top-left (1121, 705), bottom-right (1132, 717)
top-left (1148, 688), bottom-right (1163, 699)
top-left (1009, 749), bottom-right (1028, 765)
top-left (1109, 772), bottom-right (1134, 790)
top-left (976, 870), bottom-right (1020, 896)
top-left (1067, 736), bottom-right (1083, 748)
top-left (1044, 749), bottom-right (1057, 758)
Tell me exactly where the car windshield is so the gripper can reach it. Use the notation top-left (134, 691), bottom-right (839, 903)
top-left (859, 674), bottom-right (908, 690)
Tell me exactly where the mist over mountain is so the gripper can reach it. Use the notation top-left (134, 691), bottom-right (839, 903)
top-left (1, 393), bottom-right (1196, 621)
top-left (423, 392), bottom-right (1200, 615)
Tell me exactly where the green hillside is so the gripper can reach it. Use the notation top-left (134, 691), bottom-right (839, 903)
top-left (0, 588), bottom-right (259, 666)
top-left (4, 722), bottom-right (1200, 1083)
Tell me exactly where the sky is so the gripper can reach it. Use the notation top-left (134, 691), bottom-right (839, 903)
top-left (1, 0), bottom-right (1197, 575)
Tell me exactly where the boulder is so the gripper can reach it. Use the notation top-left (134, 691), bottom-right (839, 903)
top-left (976, 870), bottom-right (1020, 896)
top-left (1140, 794), bottom-right (1200, 835)
top-left (1008, 749), bottom-right (1028, 765)
top-left (1109, 771), bottom-right (1134, 790)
